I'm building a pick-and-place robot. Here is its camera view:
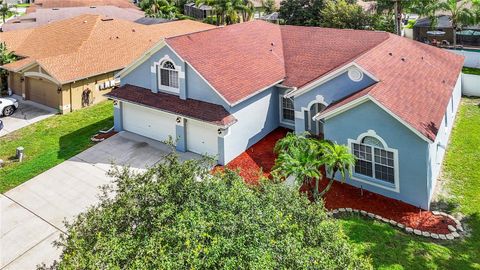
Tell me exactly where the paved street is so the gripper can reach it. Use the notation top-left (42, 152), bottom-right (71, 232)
top-left (0, 132), bottom-right (201, 269)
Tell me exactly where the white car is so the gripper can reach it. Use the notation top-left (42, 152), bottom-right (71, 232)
top-left (0, 97), bottom-right (19, 117)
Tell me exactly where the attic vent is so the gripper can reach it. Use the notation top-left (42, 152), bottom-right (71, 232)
top-left (401, 57), bottom-right (406, 62)
top-left (52, 8), bottom-right (59, 10)
top-left (388, 52), bottom-right (393, 56)
top-left (132, 29), bottom-right (136, 32)
top-left (90, 6), bottom-right (96, 8)
top-left (101, 18), bottom-right (114, 21)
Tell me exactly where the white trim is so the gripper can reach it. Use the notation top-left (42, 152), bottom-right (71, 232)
top-left (300, 95), bottom-right (328, 133)
top-left (285, 62), bottom-right (379, 98)
top-left (23, 71), bottom-right (61, 86)
top-left (347, 130), bottom-right (400, 193)
top-left (368, 96), bottom-right (433, 143)
top-left (279, 94), bottom-right (295, 126)
top-left (314, 94), bottom-right (370, 120)
top-left (155, 56), bottom-right (181, 94)
top-left (315, 95), bottom-right (433, 143)
top-left (347, 66), bottom-right (364, 82)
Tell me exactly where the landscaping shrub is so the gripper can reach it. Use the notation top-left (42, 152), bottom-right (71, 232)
top-left (43, 152), bottom-right (371, 269)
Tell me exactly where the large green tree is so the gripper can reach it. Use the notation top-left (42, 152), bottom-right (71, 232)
top-left (40, 152), bottom-right (370, 269)
top-left (278, 0), bottom-right (324, 26)
top-left (320, 0), bottom-right (373, 29)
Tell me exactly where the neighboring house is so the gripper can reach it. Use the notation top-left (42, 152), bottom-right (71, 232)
top-left (0, 14), bottom-right (214, 112)
top-left (26, 0), bottom-right (139, 13)
top-left (184, 3), bottom-right (213, 20)
top-left (1, 5), bottom-right (145, 31)
top-left (110, 21), bottom-right (463, 210)
top-left (414, 15), bottom-right (480, 47)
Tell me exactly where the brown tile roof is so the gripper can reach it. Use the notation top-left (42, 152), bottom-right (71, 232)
top-left (0, 15), bottom-right (215, 83)
top-left (106, 84), bottom-right (237, 127)
top-left (166, 21), bottom-right (463, 141)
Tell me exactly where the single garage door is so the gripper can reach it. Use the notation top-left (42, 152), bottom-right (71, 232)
top-left (27, 77), bottom-right (59, 109)
top-left (122, 102), bottom-right (177, 144)
top-left (186, 119), bottom-right (218, 157)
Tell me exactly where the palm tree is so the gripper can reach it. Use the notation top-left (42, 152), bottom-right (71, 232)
top-left (273, 133), bottom-right (356, 201)
top-left (273, 133), bottom-right (324, 200)
top-left (0, 0), bottom-right (10, 23)
top-left (140, 0), bottom-right (178, 19)
top-left (317, 141), bottom-right (355, 197)
top-left (439, 0), bottom-right (477, 47)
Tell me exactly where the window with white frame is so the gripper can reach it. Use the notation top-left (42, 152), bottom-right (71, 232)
top-left (351, 135), bottom-right (396, 184)
top-left (281, 96), bottom-right (295, 123)
top-left (159, 61), bottom-right (179, 89)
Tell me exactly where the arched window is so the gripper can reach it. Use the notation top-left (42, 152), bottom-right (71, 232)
top-left (159, 60), bottom-right (179, 89)
top-left (350, 133), bottom-right (397, 185)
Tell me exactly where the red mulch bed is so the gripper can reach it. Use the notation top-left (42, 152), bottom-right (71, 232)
top-left (215, 128), bottom-right (456, 235)
top-left (213, 128), bottom-right (289, 184)
top-left (91, 131), bottom-right (118, 141)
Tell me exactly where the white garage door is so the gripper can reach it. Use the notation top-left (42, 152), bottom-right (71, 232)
top-left (186, 119), bottom-right (218, 157)
top-left (122, 102), bottom-right (177, 144)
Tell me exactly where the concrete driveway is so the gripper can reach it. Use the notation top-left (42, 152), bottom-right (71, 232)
top-left (0, 132), bottom-right (202, 269)
top-left (0, 97), bottom-right (57, 137)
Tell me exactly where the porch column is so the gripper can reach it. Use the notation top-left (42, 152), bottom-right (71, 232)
top-left (113, 101), bottom-right (123, 132)
top-left (175, 117), bottom-right (186, 152)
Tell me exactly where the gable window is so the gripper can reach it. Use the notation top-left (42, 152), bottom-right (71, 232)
top-left (158, 60), bottom-right (179, 90)
top-left (280, 96), bottom-right (295, 124)
top-left (348, 132), bottom-right (399, 191)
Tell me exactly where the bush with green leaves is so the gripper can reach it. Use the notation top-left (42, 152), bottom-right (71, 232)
top-left (43, 152), bottom-right (371, 269)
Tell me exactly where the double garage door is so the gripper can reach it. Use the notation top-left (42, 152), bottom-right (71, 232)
top-left (122, 102), bottom-right (218, 157)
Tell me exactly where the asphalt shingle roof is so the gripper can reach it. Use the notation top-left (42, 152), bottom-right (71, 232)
top-left (166, 20), bottom-right (464, 141)
top-left (0, 15), bottom-right (215, 84)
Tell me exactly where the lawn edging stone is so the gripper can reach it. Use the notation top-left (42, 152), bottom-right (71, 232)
top-left (330, 208), bottom-right (464, 241)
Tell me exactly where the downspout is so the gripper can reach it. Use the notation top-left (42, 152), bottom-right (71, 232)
top-left (69, 83), bottom-right (73, 113)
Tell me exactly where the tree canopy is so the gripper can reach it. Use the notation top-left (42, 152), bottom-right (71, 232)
top-left (43, 152), bottom-right (371, 269)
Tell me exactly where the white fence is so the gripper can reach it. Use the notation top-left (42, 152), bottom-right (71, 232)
top-left (448, 49), bottom-right (480, 69)
top-left (462, 73), bottom-right (480, 97)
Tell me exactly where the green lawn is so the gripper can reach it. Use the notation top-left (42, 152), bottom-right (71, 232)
top-left (14, 3), bottom-right (30, 7)
top-left (0, 101), bottom-right (113, 193)
top-left (339, 97), bottom-right (480, 269)
top-left (462, 67), bottom-right (480, 76)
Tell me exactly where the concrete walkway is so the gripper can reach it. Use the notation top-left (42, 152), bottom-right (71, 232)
top-left (0, 97), bottom-right (57, 137)
top-left (0, 132), bottom-right (202, 269)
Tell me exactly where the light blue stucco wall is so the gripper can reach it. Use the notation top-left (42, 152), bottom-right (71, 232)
top-left (293, 71), bottom-right (376, 133)
top-left (121, 46), bottom-right (186, 96)
top-left (220, 86), bottom-right (282, 164)
top-left (324, 100), bottom-right (431, 209)
top-left (426, 75), bottom-right (462, 204)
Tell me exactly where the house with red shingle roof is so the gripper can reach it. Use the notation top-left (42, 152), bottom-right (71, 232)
top-left (111, 20), bottom-right (464, 209)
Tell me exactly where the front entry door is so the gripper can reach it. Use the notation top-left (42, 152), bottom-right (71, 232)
top-left (307, 103), bottom-right (326, 138)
